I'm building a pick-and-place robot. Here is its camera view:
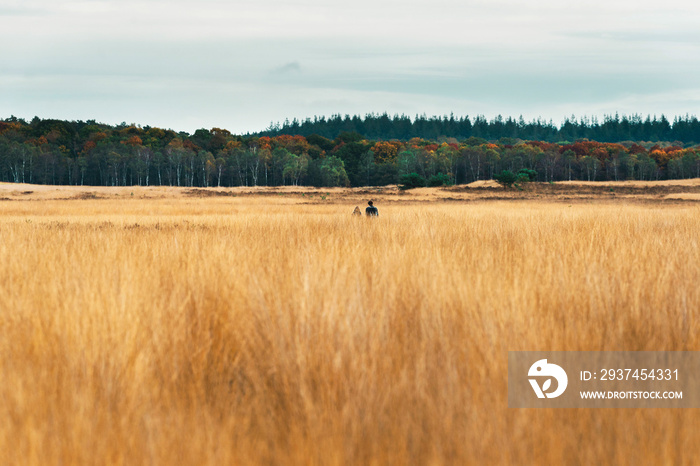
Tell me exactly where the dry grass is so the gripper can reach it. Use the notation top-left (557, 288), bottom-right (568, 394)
top-left (1, 186), bottom-right (700, 465)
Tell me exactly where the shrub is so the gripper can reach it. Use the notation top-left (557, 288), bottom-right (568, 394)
top-left (399, 172), bottom-right (427, 190)
top-left (428, 173), bottom-right (453, 187)
top-left (493, 170), bottom-right (518, 188)
top-left (517, 168), bottom-right (538, 182)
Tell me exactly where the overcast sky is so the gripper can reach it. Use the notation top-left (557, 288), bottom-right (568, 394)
top-left (2, 0), bottom-right (699, 134)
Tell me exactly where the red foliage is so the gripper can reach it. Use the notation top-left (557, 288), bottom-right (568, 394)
top-left (183, 139), bottom-right (199, 152)
top-left (560, 141), bottom-right (602, 156)
top-left (82, 140), bottom-right (97, 153)
top-left (628, 144), bottom-right (646, 155)
top-left (331, 141), bottom-right (346, 153)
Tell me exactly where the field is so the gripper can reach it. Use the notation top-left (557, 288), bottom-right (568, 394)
top-left (1, 181), bottom-right (700, 465)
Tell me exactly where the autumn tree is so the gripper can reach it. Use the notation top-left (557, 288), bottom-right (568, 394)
top-left (370, 141), bottom-right (401, 164)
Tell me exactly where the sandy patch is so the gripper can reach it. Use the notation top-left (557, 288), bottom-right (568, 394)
top-left (557, 179), bottom-right (700, 187)
top-left (664, 193), bottom-right (700, 200)
top-left (466, 180), bottom-right (501, 188)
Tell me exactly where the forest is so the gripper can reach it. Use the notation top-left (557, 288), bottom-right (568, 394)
top-left (260, 112), bottom-right (700, 144)
top-left (1, 114), bottom-right (699, 188)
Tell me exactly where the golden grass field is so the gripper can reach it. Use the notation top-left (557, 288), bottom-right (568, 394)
top-left (1, 181), bottom-right (700, 465)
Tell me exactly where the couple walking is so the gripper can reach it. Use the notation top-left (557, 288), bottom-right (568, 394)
top-left (353, 200), bottom-right (379, 217)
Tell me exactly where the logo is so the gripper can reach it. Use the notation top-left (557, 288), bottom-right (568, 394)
top-left (528, 359), bottom-right (568, 398)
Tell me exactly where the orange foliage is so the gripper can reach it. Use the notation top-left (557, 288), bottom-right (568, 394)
top-left (27, 136), bottom-right (49, 147)
top-left (407, 137), bottom-right (426, 149)
top-left (0, 122), bottom-right (22, 134)
top-left (167, 138), bottom-right (184, 149)
top-left (225, 140), bottom-right (243, 151)
top-left (90, 132), bottom-right (108, 143)
top-left (122, 136), bottom-right (143, 147)
top-left (650, 150), bottom-right (672, 169)
top-left (119, 125), bottom-right (143, 136)
top-left (272, 135), bottom-right (310, 154)
top-left (257, 136), bottom-right (272, 151)
top-left (371, 141), bottom-right (401, 163)
top-left (667, 149), bottom-right (685, 159)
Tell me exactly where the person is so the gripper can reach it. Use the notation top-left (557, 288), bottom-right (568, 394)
top-left (352, 206), bottom-right (362, 216)
top-left (365, 200), bottom-right (378, 217)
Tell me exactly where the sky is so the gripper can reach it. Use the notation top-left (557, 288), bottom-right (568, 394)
top-left (1, 0), bottom-right (699, 134)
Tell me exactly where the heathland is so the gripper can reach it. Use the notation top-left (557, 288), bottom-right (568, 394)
top-left (1, 181), bottom-right (699, 464)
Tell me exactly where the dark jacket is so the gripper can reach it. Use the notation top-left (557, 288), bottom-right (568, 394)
top-left (365, 206), bottom-right (379, 216)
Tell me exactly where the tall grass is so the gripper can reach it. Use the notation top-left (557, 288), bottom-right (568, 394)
top-left (1, 198), bottom-right (699, 465)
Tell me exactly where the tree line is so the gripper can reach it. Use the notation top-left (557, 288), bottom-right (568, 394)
top-left (260, 112), bottom-right (700, 144)
top-left (1, 115), bottom-right (699, 188)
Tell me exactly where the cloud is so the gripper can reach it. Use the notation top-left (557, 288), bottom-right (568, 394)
top-left (2, 0), bottom-right (700, 132)
top-left (0, 4), bottom-right (45, 16)
top-left (270, 62), bottom-right (301, 76)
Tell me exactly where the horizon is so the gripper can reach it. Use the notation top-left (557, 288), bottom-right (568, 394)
top-left (4, 111), bottom-right (699, 137)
